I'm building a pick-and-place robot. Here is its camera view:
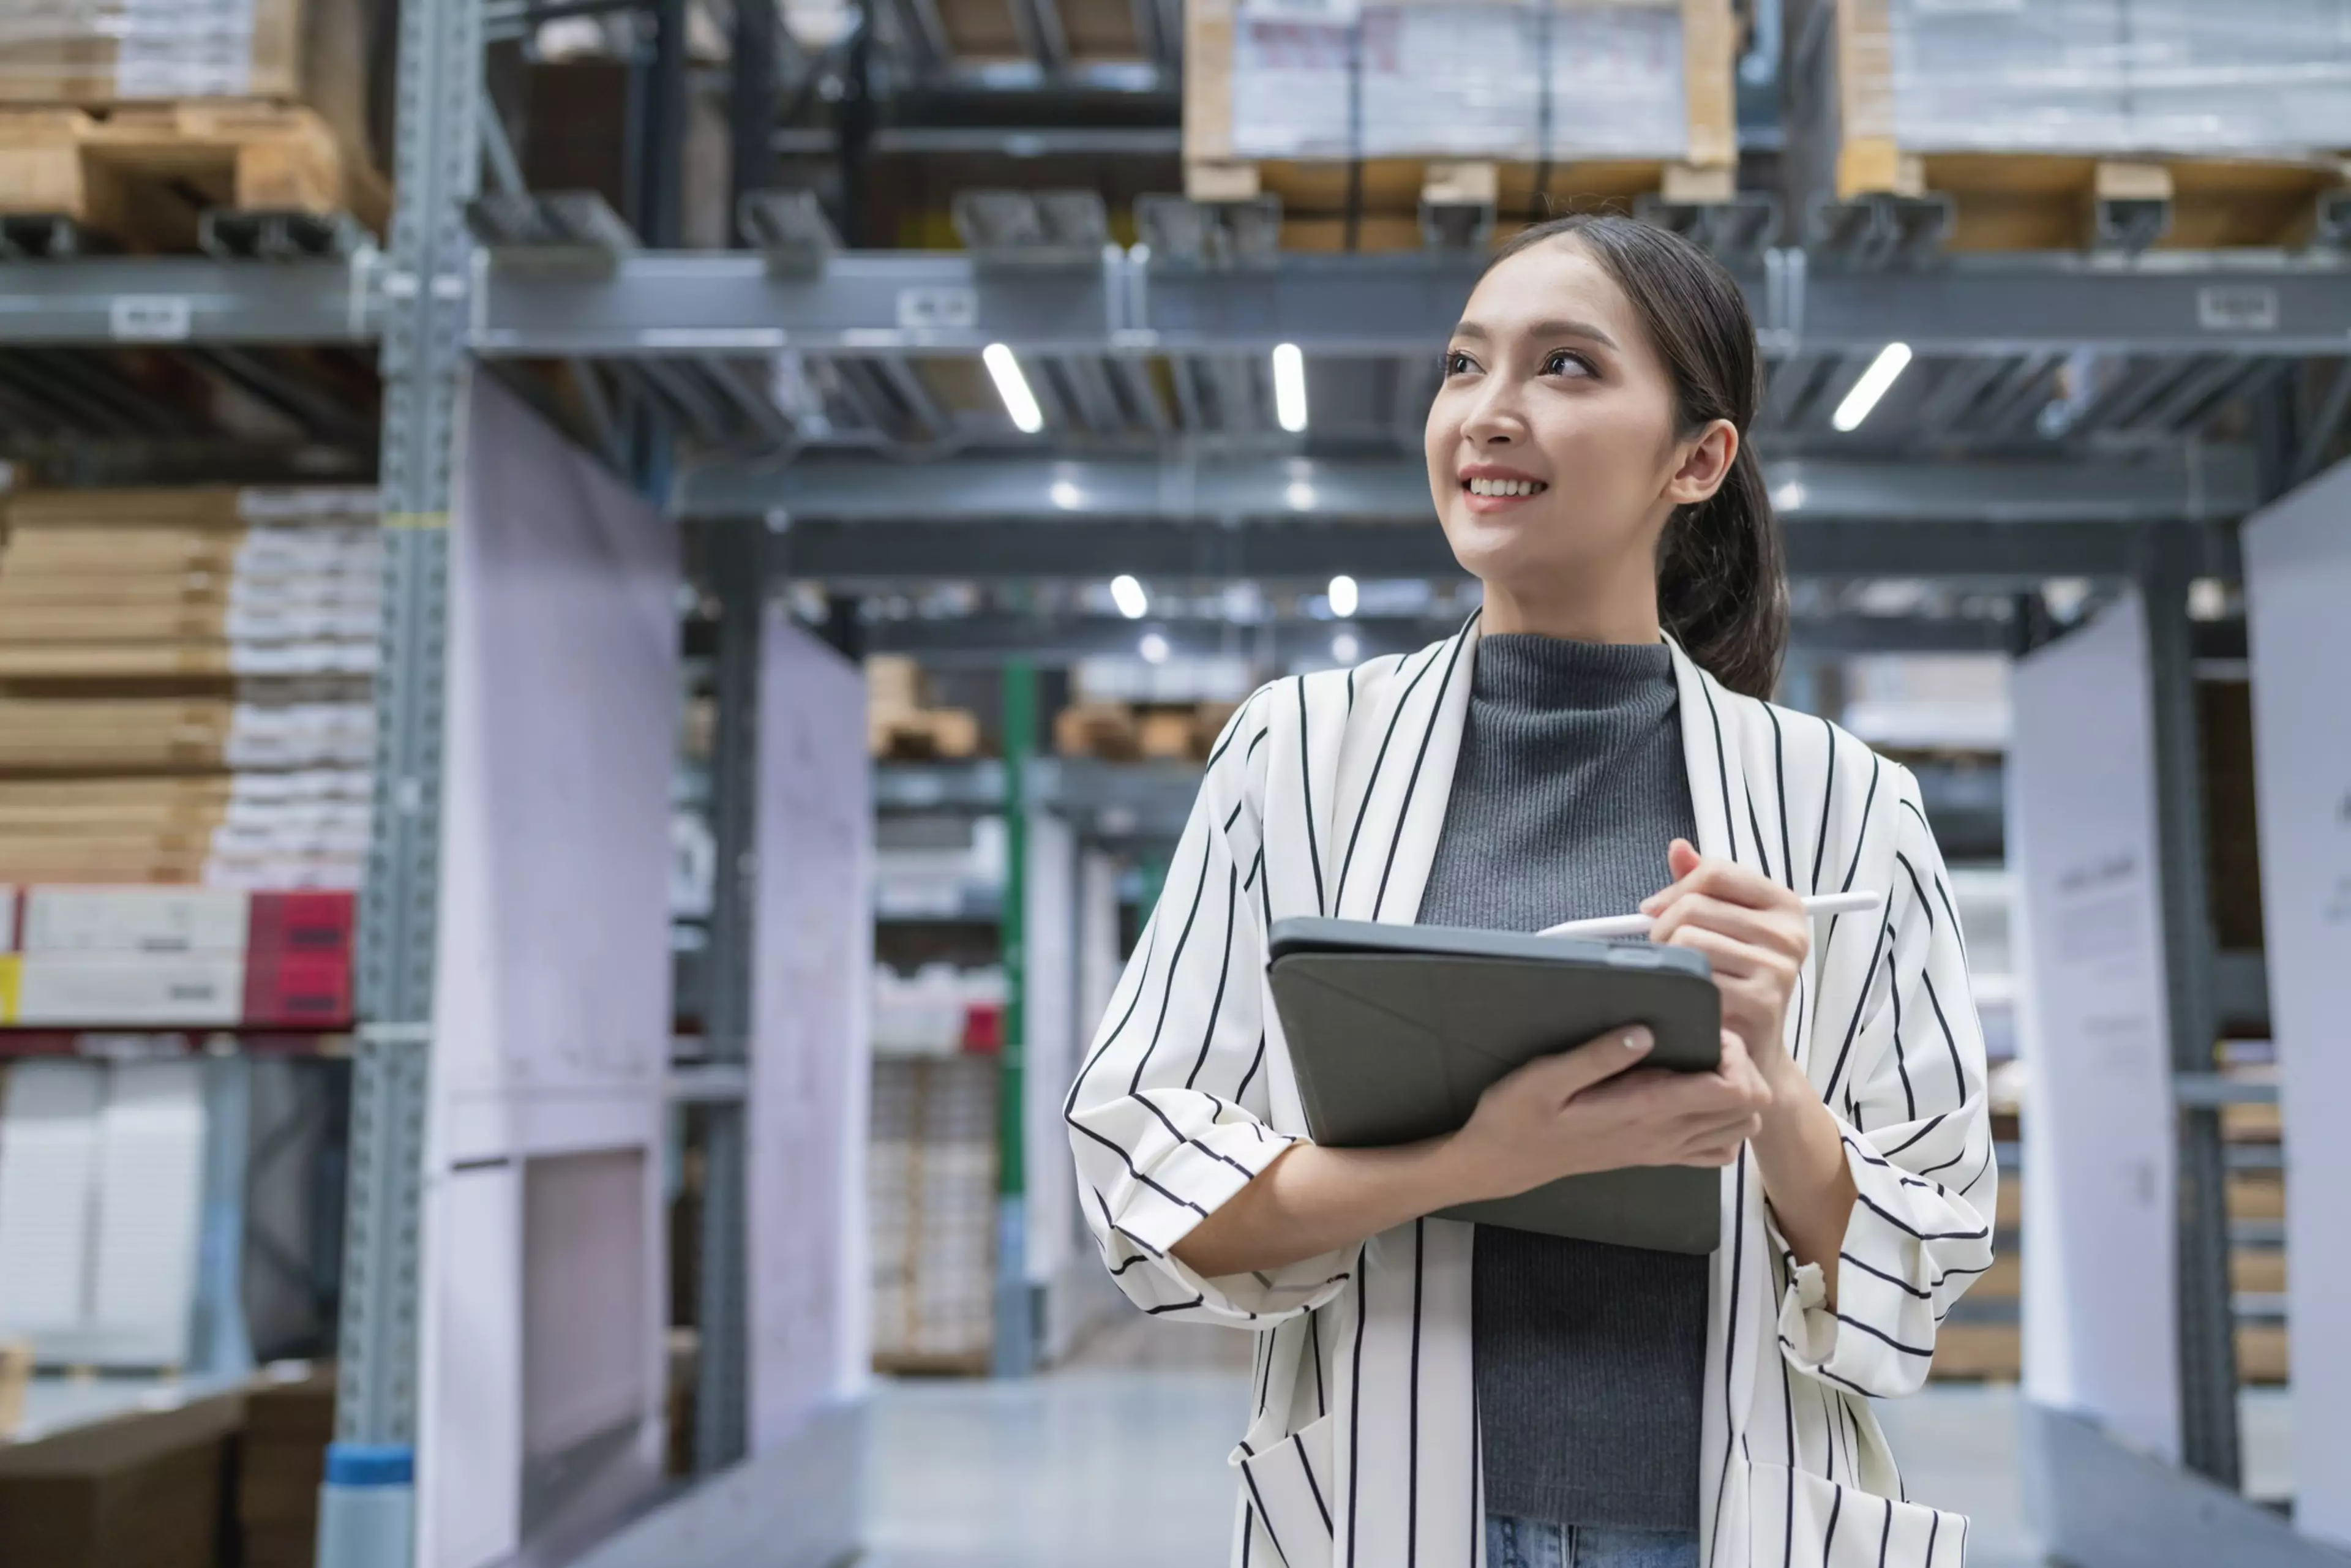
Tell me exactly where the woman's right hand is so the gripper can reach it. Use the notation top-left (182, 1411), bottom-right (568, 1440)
top-left (1440, 1025), bottom-right (1774, 1205)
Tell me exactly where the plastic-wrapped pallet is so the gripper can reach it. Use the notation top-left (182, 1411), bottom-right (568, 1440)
top-left (1834, 0), bottom-right (2351, 158)
top-left (1224, 0), bottom-right (1692, 162)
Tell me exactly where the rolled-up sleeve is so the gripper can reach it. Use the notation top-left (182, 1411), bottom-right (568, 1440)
top-left (1065, 683), bottom-right (1354, 1326)
top-left (1774, 763), bottom-right (1998, 1398)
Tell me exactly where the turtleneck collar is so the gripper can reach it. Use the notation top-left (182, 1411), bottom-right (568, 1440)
top-left (1469, 632), bottom-right (1675, 713)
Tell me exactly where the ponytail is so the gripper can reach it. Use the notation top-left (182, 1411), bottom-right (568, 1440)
top-left (1656, 443), bottom-right (1788, 699)
top-left (1482, 214), bottom-right (1790, 699)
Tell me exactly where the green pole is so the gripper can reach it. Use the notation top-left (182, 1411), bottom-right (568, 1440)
top-left (992, 659), bottom-right (1035, 1375)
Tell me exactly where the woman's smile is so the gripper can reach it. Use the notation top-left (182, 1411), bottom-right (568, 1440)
top-left (1458, 463), bottom-right (1551, 514)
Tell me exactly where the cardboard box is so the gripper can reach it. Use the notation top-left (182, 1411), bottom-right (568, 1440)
top-left (20, 887), bottom-right (252, 956)
top-left (0, 1389), bottom-right (244, 1568)
top-left (7, 952), bottom-right (246, 1026)
top-left (238, 1363), bottom-right (333, 1568)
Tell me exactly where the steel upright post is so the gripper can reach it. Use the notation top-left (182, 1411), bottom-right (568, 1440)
top-left (994, 661), bottom-right (1037, 1377)
top-left (694, 525), bottom-right (767, 1471)
top-left (317, 0), bottom-right (482, 1561)
top-left (2142, 549), bottom-right (2243, 1487)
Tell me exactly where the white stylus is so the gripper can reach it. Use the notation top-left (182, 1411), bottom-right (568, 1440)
top-left (1539, 888), bottom-right (1884, 942)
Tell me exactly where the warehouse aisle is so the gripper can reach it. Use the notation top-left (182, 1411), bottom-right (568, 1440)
top-left (853, 1322), bottom-right (2316, 1568)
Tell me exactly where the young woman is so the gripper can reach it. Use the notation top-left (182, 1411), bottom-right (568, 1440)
top-left (1065, 215), bottom-right (1995, 1568)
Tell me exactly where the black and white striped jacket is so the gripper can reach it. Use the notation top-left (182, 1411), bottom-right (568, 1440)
top-left (1067, 615), bottom-right (1997, 1568)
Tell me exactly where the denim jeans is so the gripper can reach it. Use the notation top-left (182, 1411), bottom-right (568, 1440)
top-left (1483, 1515), bottom-right (1702, 1568)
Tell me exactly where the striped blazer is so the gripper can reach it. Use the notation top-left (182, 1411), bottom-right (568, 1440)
top-left (1066, 615), bottom-right (1997, 1568)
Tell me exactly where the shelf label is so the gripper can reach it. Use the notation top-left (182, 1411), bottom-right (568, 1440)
top-left (110, 294), bottom-right (193, 341)
top-left (896, 287), bottom-right (978, 331)
top-left (2197, 285), bottom-right (2278, 333)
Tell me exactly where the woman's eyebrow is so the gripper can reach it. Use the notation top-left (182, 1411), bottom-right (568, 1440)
top-left (1528, 318), bottom-right (1620, 350)
top-left (1447, 318), bottom-right (1620, 350)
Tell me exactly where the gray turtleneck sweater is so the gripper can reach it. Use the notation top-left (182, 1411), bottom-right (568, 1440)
top-left (1415, 633), bottom-right (1708, 1532)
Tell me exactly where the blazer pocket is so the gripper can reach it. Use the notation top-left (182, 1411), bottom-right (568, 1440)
top-left (1234, 1413), bottom-right (1337, 1568)
top-left (1747, 1461), bottom-right (1968, 1568)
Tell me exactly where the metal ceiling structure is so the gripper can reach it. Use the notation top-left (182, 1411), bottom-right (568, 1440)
top-left (2, 244), bottom-right (2344, 509)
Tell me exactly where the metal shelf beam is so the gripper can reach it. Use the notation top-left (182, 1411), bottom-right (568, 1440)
top-left (472, 250), bottom-right (2351, 359)
top-left (685, 449), bottom-right (2257, 524)
top-left (0, 258), bottom-right (379, 345)
top-left (778, 515), bottom-right (2238, 584)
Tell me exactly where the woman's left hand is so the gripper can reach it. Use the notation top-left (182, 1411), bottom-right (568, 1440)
top-left (1641, 839), bottom-right (1809, 1076)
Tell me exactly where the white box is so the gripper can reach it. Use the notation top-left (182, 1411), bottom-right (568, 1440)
top-left (21, 887), bottom-right (251, 956)
top-left (12, 953), bottom-right (246, 1026)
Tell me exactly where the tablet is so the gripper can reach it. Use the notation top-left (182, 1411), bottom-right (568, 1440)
top-left (1266, 917), bottom-right (1724, 1255)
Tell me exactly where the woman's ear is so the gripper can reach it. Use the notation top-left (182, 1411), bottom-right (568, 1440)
top-left (1662, 419), bottom-right (1738, 509)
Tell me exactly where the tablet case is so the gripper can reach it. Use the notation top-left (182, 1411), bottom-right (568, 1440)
top-left (1267, 917), bottom-right (1724, 1255)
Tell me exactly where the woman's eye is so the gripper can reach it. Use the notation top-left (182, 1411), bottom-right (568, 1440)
top-left (1543, 350), bottom-right (1594, 378)
top-left (1443, 350), bottom-right (1478, 377)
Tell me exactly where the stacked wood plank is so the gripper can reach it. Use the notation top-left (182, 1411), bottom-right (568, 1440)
top-left (869, 1056), bottom-right (998, 1375)
top-left (1183, 0), bottom-right (1737, 252)
top-left (0, 487), bottom-right (378, 891)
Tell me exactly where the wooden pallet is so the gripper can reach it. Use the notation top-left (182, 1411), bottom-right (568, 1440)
top-left (0, 1340), bottom-right (28, 1439)
top-left (0, 102), bottom-right (389, 252)
top-left (1182, 0), bottom-right (1736, 253)
top-left (929, 0), bottom-right (1158, 68)
top-left (1056, 699), bottom-right (1239, 763)
top-left (1836, 149), bottom-right (2350, 253)
top-left (869, 706), bottom-right (983, 761)
top-left (1184, 157), bottom-right (1738, 253)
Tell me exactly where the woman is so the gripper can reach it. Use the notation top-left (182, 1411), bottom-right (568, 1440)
top-left (1065, 215), bottom-right (1995, 1568)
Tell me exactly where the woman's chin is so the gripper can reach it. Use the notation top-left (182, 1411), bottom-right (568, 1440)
top-left (1440, 512), bottom-right (1553, 582)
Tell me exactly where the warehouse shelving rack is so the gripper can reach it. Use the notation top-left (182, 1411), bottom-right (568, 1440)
top-left (5, 0), bottom-right (2349, 1561)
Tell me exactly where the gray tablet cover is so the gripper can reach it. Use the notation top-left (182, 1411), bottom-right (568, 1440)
top-left (1267, 917), bottom-right (1723, 1255)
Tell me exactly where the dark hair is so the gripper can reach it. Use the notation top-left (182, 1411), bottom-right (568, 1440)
top-left (1480, 214), bottom-right (1788, 699)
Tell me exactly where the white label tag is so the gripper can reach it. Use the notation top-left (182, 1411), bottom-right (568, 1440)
top-left (110, 295), bottom-right (193, 341)
top-left (895, 287), bottom-right (979, 331)
top-left (2197, 285), bottom-right (2279, 333)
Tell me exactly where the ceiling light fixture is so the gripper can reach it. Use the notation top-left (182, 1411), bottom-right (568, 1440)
top-left (983, 342), bottom-right (1044, 433)
top-left (1111, 574), bottom-right (1149, 620)
top-left (1272, 342), bottom-right (1308, 433)
top-left (1328, 574), bottom-right (1359, 619)
top-left (1831, 342), bottom-right (1913, 433)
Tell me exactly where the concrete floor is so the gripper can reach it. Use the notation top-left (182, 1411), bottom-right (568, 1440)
top-left (863, 1319), bottom-right (2298, 1568)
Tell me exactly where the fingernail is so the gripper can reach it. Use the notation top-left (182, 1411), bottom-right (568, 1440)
top-left (1622, 1027), bottom-right (1654, 1051)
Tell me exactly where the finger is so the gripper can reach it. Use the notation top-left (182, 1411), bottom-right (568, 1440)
top-left (1648, 892), bottom-right (1807, 956)
top-left (1642, 852), bottom-right (1798, 918)
top-left (1712, 1030), bottom-right (1775, 1104)
top-left (1520, 1024), bottom-right (1656, 1100)
top-left (1662, 923), bottom-right (1771, 978)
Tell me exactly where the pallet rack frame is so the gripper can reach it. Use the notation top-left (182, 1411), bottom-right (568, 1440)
top-left (0, 0), bottom-right (2339, 1558)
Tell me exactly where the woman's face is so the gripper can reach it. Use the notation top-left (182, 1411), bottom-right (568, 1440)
top-left (1425, 238), bottom-right (1727, 602)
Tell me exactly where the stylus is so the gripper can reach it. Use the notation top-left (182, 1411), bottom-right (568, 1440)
top-left (1539, 889), bottom-right (1885, 941)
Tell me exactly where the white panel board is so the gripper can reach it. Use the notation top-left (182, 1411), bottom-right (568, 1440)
top-left (748, 611), bottom-right (874, 1449)
top-left (2242, 458), bottom-right (2351, 1548)
top-left (88, 1059), bottom-right (206, 1366)
top-left (2010, 591), bottom-right (2181, 1461)
top-left (1023, 810), bottom-right (1078, 1292)
top-left (0, 1060), bottom-right (104, 1335)
top-left (419, 375), bottom-right (678, 1568)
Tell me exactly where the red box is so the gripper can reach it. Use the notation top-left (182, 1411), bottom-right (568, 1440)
top-left (247, 891), bottom-right (356, 958)
top-left (243, 949), bottom-right (354, 1027)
